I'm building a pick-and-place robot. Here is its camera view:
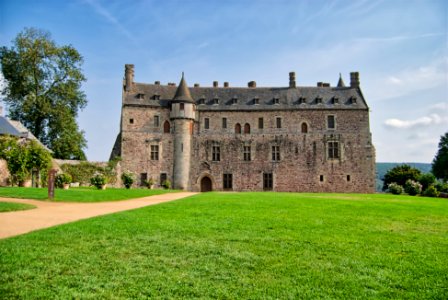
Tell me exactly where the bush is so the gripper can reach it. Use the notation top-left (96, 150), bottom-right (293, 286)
top-left (404, 179), bottom-right (422, 196)
top-left (382, 165), bottom-right (421, 191)
top-left (90, 174), bottom-right (107, 189)
top-left (423, 185), bottom-right (439, 198)
top-left (55, 173), bottom-right (72, 188)
top-left (388, 183), bottom-right (403, 195)
top-left (121, 171), bottom-right (134, 189)
top-left (162, 179), bottom-right (171, 189)
top-left (418, 173), bottom-right (436, 191)
top-left (434, 182), bottom-right (448, 193)
top-left (143, 178), bottom-right (154, 189)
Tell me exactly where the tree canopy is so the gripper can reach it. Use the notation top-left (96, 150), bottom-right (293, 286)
top-left (0, 27), bottom-right (87, 160)
top-left (432, 132), bottom-right (448, 182)
top-left (382, 164), bottom-right (421, 191)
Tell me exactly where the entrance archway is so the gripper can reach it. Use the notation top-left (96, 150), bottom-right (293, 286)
top-left (200, 176), bottom-right (212, 192)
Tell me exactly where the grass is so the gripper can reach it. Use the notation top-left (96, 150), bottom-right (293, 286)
top-left (0, 187), bottom-right (174, 202)
top-left (0, 192), bottom-right (447, 299)
top-left (0, 201), bottom-right (36, 212)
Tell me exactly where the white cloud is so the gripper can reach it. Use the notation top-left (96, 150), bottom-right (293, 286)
top-left (384, 113), bottom-right (448, 129)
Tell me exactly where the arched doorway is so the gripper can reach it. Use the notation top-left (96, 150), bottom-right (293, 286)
top-left (201, 176), bottom-right (212, 192)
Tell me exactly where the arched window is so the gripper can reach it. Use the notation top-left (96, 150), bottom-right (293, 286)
top-left (301, 122), bottom-right (308, 133)
top-left (235, 123), bottom-right (241, 134)
top-left (244, 123), bottom-right (250, 134)
top-left (163, 121), bottom-right (171, 133)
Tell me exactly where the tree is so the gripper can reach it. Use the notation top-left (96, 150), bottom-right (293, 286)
top-left (0, 27), bottom-right (87, 159)
top-left (382, 164), bottom-right (421, 191)
top-left (432, 132), bottom-right (448, 182)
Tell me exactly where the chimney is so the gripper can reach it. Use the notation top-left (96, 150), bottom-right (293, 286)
top-left (213, 81), bottom-right (218, 87)
top-left (317, 82), bottom-right (324, 87)
top-left (289, 72), bottom-right (296, 88)
top-left (224, 82), bottom-right (229, 88)
top-left (323, 83), bottom-right (330, 87)
top-left (350, 72), bottom-right (360, 88)
top-left (154, 81), bottom-right (160, 85)
top-left (248, 81), bottom-right (256, 88)
top-left (124, 64), bottom-right (134, 92)
top-left (194, 83), bottom-right (200, 87)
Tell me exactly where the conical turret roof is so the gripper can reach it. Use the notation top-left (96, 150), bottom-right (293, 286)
top-left (337, 73), bottom-right (346, 87)
top-left (172, 72), bottom-right (195, 103)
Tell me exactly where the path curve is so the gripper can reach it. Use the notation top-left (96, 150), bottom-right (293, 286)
top-left (0, 192), bottom-right (197, 239)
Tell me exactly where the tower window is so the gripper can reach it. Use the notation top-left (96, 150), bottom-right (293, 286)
top-left (163, 121), bottom-right (170, 133)
top-left (263, 173), bottom-right (273, 190)
top-left (222, 118), bottom-right (227, 129)
top-left (204, 118), bottom-right (210, 129)
top-left (180, 103), bottom-right (185, 110)
top-left (223, 173), bottom-right (233, 190)
top-left (276, 117), bottom-right (282, 129)
top-left (151, 145), bottom-right (159, 160)
top-left (129, 118), bottom-right (134, 124)
top-left (327, 115), bottom-right (335, 129)
top-left (272, 146), bottom-right (280, 161)
top-left (212, 144), bottom-right (220, 161)
top-left (243, 146), bottom-right (251, 161)
top-left (328, 141), bottom-right (339, 159)
top-left (301, 123), bottom-right (308, 133)
top-left (258, 117), bottom-right (264, 129)
top-left (154, 115), bottom-right (160, 127)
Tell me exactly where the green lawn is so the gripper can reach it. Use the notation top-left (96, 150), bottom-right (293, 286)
top-left (0, 201), bottom-right (36, 212)
top-left (0, 187), bottom-right (174, 202)
top-left (1, 193), bottom-right (447, 299)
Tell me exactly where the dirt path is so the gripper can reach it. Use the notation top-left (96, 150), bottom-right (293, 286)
top-left (0, 192), bottom-right (197, 239)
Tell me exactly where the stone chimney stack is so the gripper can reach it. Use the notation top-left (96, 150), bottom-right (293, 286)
top-left (194, 83), bottom-right (200, 87)
top-left (350, 72), bottom-right (360, 88)
top-left (248, 81), bottom-right (256, 88)
top-left (124, 64), bottom-right (134, 92)
top-left (289, 72), bottom-right (296, 88)
top-left (224, 82), bottom-right (229, 88)
top-left (213, 81), bottom-right (218, 88)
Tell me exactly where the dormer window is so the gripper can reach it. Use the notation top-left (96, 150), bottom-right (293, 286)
top-left (316, 97), bottom-right (323, 104)
top-left (137, 93), bottom-right (145, 100)
top-left (232, 97), bottom-right (238, 105)
top-left (198, 97), bottom-right (205, 105)
top-left (152, 94), bottom-right (160, 100)
top-left (350, 96), bottom-right (357, 104)
top-left (273, 97), bottom-right (280, 105)
top-left (332, 97), bottom-right (339, 104)
top-left (254, 97), bottom-right (259, 105)
top-left (213, 97), bottom-right (219, 105)
top-left (298, 97), bottom-right (306, 104)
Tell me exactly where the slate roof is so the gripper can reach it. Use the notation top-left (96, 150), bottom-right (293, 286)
top-left (0, 116), bottom-right (51, 152)
top-left (124, 79), bottom-right (369, 111)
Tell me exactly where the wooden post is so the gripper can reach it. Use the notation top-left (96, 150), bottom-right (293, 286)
top-left (48, 169), bottom-right (57, 200)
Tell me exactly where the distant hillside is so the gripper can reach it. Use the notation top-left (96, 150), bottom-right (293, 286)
top-left (376, 162), bottom-right (432, 191)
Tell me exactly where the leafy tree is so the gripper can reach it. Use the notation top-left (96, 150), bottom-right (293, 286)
top-left (432, 132), bottom-right (448, 182)
top-left (0, 27), bottom-right (87, 159)
top-left (382, 164), bottom-right (421, 191)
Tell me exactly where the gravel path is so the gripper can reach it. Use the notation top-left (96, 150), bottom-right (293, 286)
top-left (0, 192), bottom-right (197, 239)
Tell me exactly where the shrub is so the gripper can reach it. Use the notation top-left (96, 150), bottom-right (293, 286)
top-left (404, 179), bottom-right (422, 196)
top-left (121, 171), bottom-right (134, 189)
top-left (162, 179), bottom-right (171, 189)
top-left (423, 185), bottom-right (439, 198)
top-left (55, 173), bottom-right (72, 188)
top-left (418, 173), bottom-right (436, 191)
top-left (388, 183), bottom-right (403, 195)
top-left (90, 174), bottom-right (107, 189)
top-left (382, 165), bottom-right (421, 191)
top-left (143, 178), bottom-right (154, 189)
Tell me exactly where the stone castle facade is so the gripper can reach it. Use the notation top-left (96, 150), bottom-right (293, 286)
top-left (110, 65), bottom-right (375, 192)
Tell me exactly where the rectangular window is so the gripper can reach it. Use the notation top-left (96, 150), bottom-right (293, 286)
top-left (320, 175), bottom-right (324, 182)
top-left (129, 118), bottom-right (134, 124)
top-left (243, 146), bottom-right (251, 161)
top-left (328, 142), bottom-right (339, 159)
top-left (212, 145), bottom-right (220, 161)
top-left (276, 117), bottom-right (282, 129)
top-left (204, 118), bottom-right (210, 129)
top-left (258, 117), bottom-right (264, 129)
top-left (151, 145), bottom-right (159, 160)
top-left (263, 173), bottom-right (273, 190)
top-left (160, 173), bottom-right (167, 186)
top-left (272, 145), bottom-right (280, 161)
top-left (327, 115), bottom-right (335, 129)
top-left (222, 118), bottom-right (227, 129)
top-left (223, 173), bottom-right (233, 190)
top-left (347, 175), bottom-right (351, 182)
top-left (180, 103), bottom-right (185, 110)
top-left (140, 173), bottom-right (147, 186)
top-left (154, 115), bottom-right (160, 127)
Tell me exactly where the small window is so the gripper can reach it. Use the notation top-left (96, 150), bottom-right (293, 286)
top-left (140, 173), bottom-right (147, 186)
top-left (163, 121), bottom-right (170, 133)
top-left (301, 123), bottom-right (308, 133)
top-left (129, 118), bottom-right (134, 124)
top-left (276, 117), bottom-right (282, 129)
top-left (320, 175), bottom-right (324, 182)
top-left (254, 98), bottom-right (259, 105)
top-left (154, 115), bottom-right (160, 127)
top-left (272, 145), bottom-right (280, 161)
top-left (235, 123), bottom-right (241, 134)
top-left (258, 117), bottom-right (264, 129)
top-left (327, 115), bottom-right (335, 129)
top-left (243, 146), bottom-right (251, 161)
top-left (263, 173), bottom-right (273, 190)
top-left (213, 98), bottom-right (219, 105)
top-left (299, 97), bottom-right (307, 104)
top-left (273, 97), bottom-right (279, 104)
top-left (244, 123), bottom-right (250, 134)
top-left (160, 173), bottom-right (167, 186)
top-left (328, 141), bottom-right (339, 159)
top-left (137, 93), bottom-right (145, 100)
top-left (351, 97), bottom-right (357, 104)
top-left (212, 144), bottom-right (220, 161)
top-left (151, 145), bottom-right (159, 160)
top-left (223, 173), bottom-right (233, 190)
top-left (198, 98), bottom-right (205, 105)
top-left (204, 118), bottom-right (210, 129)
top-left (222, 118), bottom-right (227, 129)
top-left (316, 97), bottom-right (323, 104)
top-left (232, 97), bottom-right (238, 105)
top-left (347, 175), bottom-right (351, 182)
top-left (180, 103), bottom-right (185, 110)
top-left (332, 97), bottom-right (339, 104)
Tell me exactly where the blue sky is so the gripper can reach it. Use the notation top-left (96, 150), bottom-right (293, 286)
top-left (1, 0), bottom-right (447, 163)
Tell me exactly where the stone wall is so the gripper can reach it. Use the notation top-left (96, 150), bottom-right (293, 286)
top-left (0, 159), bottom-right (10, 186)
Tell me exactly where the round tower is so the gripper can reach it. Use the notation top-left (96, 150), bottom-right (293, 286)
top-left (170, 73), bottom-right (195, 190)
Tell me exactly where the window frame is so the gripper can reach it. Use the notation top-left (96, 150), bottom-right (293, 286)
top-left (263, 173), bottom-right (273, 190)
top-left (328, 141), bottom-right (339, 159)
top-left (272, 145), bottom-right (280, 161)
top-left (276, 117), bottom-right (282, 129)
top-left (212, 144), bottom-right (221, 161)
top-left (243, 145), bottom-right (251, 161)
top-left (204, 118), bottom-right (210, 129)
top-left (223, 173), bottom-right (233, 190)
top-left (327, 115), bottom-right (336, 130)
top-left (150, 145), bottom-right (159, 160)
